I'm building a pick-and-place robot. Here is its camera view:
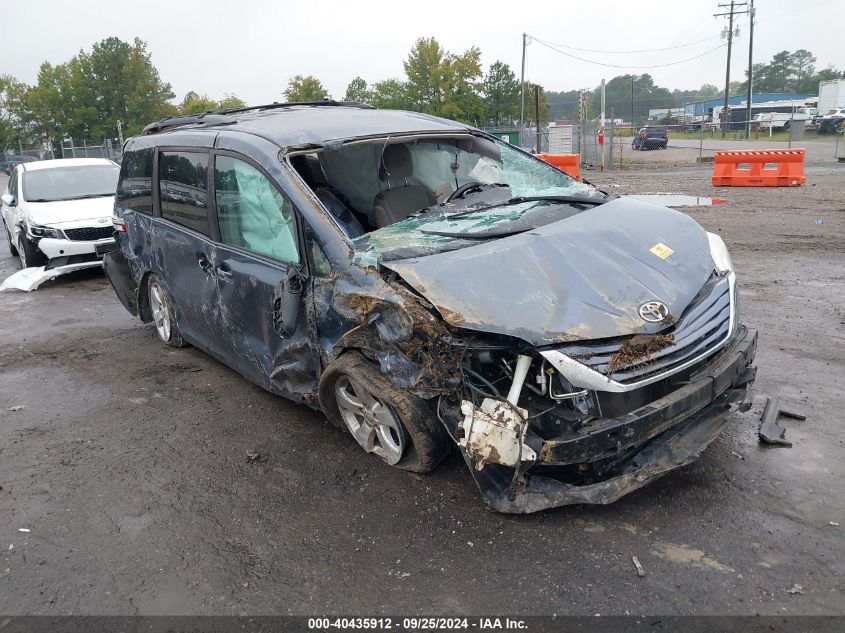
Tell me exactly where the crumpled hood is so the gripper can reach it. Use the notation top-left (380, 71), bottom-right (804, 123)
top-left (381, 197), bottom-right (716, 346)
top-left (22, 196), bottom-right (114, 228)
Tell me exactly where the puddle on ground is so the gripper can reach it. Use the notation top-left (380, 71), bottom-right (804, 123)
top-left (626, 193), bottom-right (729, 207)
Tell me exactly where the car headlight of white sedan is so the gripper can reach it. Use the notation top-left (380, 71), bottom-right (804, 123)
top-left (25, 222), bottom-right (64, 240)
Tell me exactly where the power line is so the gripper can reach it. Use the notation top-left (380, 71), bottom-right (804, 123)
top-left (527, 32), bottom-right (726, 55)
top-left (529, 36), bottom-right (728, 69)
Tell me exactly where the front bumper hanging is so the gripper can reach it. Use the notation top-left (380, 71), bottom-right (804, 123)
top-left (463, 326), bottom-right (758, 514)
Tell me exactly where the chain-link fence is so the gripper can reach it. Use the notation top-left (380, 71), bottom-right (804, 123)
top-left (60, 138), bottom-right (122, 160)
top-left (0, 145), bottom-right (54, 174)
top-left (510, 114), bottom-right (844, 171)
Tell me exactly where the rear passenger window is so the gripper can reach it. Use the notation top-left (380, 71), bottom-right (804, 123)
top-left (159, 151), bottom-right (209, 235)
top-left (214, 155), bottom-right (300, 265)
top-left (116, 148), bottom-right (153, 214)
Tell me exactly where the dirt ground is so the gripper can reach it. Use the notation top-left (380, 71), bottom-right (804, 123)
top-left (0, 163), bottom-right (843, 616)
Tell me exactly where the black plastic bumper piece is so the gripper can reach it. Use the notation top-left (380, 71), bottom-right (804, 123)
top-left (102, 249), bottom-right (139, 316)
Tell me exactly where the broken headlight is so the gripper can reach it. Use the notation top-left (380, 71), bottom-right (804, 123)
top-left (26, 222), bottom-right (63, 240)
top-left (706, 232), bottom-right (733, 273)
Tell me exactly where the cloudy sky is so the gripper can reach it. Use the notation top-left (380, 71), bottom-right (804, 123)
top-left (5, 0), bottom-right (840, 103)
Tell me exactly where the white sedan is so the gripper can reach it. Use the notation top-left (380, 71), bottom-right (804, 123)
top-left (2, 158), bottom-right (119, 273)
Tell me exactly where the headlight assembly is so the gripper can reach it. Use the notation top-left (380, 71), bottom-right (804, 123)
top-left (706, 232), bottom-right (733, 273)
top-left (26, 222), bottom-right (63, 240)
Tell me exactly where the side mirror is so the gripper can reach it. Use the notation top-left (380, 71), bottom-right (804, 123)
top-left (272, 267), bottom-right (304, 338)
top-left (1, 193), bottom-right (15, 207)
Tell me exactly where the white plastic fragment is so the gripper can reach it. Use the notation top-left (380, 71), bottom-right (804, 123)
top-left (632, 556), bottom-right (646, 577)
top-left (8, 405), bottom-right (26, 412)
top-left (18, 529), bottom-right (30, 533)
top-left (459, 398), bottom-right (536, 470)
top-left (0, 262), bottom-right (102, 293)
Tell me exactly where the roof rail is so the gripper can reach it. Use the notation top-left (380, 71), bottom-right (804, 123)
top-left (217, 100), bottom-right (374, 115)
top-left (141, 100), bottom-right (375, 135)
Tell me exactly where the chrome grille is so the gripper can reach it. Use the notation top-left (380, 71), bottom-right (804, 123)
top-left (560, 275), bottom-right (732, 384)
top-left (64, 226), bottom-right (114, 241)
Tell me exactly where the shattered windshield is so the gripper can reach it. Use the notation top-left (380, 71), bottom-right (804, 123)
top-left (292, 134), bottom-right (603, 266)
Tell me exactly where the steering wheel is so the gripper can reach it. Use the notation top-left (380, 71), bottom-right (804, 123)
top-left (446, 181), bottom-right (486, 202)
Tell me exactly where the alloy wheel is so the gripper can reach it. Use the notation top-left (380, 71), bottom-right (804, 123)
top-left (334, 375), bottom-right (406, 465)
top-left (17, 237), bottom-right (27, 268)
top-left (149, 281), bottom-right (172, 342)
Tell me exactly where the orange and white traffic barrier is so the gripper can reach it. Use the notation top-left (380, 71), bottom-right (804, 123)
top-left (536, 154), bottom-right (580, 180)
top-left (712, 148), bottom-right (806, 187)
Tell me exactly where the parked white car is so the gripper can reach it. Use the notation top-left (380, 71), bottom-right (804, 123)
top-left (1, 158), bottom-right (119, 271)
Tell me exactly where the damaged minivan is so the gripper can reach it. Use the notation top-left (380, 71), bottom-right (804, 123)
top-left (104, 102), bottom-right (757, 513)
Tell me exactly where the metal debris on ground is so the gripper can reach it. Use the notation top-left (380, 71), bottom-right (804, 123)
top-left (8, 405), bottom-right (26, 412)
top-left (17, 528), bottom-right (30, 533)
top-left (632, 556), bottom-right (646, 577)
top-left (246, 451), bottom-right (261, 462)
top-left (758, 397), bottom-right (805, 447)
top-left (788, 583), bottom-right (803, 595)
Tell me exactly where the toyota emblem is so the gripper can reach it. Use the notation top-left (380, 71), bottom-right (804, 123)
top-left (639, 301), bottom-right (670, 323)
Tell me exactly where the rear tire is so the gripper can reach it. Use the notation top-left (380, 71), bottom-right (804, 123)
top-left (320, 351), bottom-right (451, 473)
top-left (147, 275), bottom-right (186, 347)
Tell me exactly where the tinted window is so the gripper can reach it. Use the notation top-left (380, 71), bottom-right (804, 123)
top-left (116, 148), bottom-right (154, 214)
top-left (214, 155), bottom-right (299, 264)
top-left (22, 165), bottom-right (119, 202)
top-left (159, 151), bottom-right (209, 235)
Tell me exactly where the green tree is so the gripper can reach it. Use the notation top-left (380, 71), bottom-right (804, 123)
top-left (179, 92), bottom-right (247, 114)
top-left (442, 47), bottom-right (485, 124)
top-left (0, 75), bottom-right (35, 147)
top-left (369, 79), bottom-right (409, 109)
top-left (180, 92), bottom-right (220, 114)
top-left (587, 74), bottom-right (673, 123)
top-left (403, 37), bottom-right (486, 122)
top-left (403, 37), bottom-right (447, 114)
top-left (27, 36), bottom-right (174, 148)
top-left (219, 94), bottom-right (247, 110)
top-left (283, 75), bottom-right (328, 102)
top-left (545, 89), bottom-right (580, 121)
top-left (344, 77), bottom-right (370, 103)
top-left (523, 82), bottom-right (550, 126)
top-left (483, 61), bottom-right (519, 127)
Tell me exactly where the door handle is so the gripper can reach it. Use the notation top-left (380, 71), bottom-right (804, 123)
top-left (215, 262), bottom-right (233, 282)
top-left (196, 252), bottom-right (213, 273)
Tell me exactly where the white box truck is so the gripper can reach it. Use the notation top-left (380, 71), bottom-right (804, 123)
top-left (817, 79), bottom-right (845, 115)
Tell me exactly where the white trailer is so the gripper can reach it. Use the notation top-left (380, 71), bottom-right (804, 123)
top-left (818, 79), bottom-right (845, 114)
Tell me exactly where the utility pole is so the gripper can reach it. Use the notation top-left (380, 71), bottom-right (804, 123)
top-left (715, 1), bottom-right (748, 138)
top-left (745, 0), bottom-right (755, 138)
top-left (534, 85), bottom-right (542, 152)
top-left (600, 79), bottom-right (606, 172)
top-left (631, 76), bottom-right (635, 127)
top-left (519, 33), bottom-right (527, 146)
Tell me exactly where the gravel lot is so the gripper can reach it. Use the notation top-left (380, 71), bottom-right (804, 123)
top-left (0, 163), bottom-right (843, 616)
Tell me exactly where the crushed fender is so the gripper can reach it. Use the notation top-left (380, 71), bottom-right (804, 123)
top-left (0, 262), bottom-right (103, 292)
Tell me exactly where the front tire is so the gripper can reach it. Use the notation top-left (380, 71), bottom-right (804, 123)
top-left (147, 275), bottom-right (186, 347)
top-left (16, 234), bottom-right (46, 269)
top-left (320, 351), bottom-right (451, 473)
top-left (4, 223), bottom-right (18, 257)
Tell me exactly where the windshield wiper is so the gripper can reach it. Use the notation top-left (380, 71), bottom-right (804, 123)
top-left (65, 193), bottom-right (113, 200)
top-left (447, 194), bottom-right (607, 219)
